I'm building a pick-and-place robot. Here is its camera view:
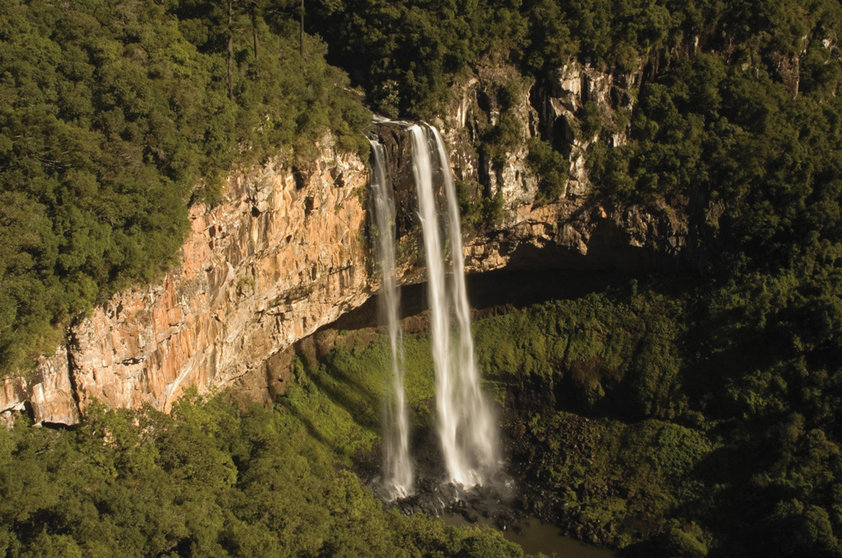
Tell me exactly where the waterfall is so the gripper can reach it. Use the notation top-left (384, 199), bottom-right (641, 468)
top-left (409, 124), bottom-right (500, 488)
top-left (369, 121), bottom-right (500, 496)
top-left (369, 139), bottom-right (413, 499)
top-left (432, 126), bottom-right (500, 478)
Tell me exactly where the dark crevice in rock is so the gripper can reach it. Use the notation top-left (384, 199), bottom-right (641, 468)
top-left (64, 337), bottom-right (82, 416)
top-left (371, 122), bottom-right (418, 239)
top-left (528, 80), bottom-right (554, 143)
top-left (552, 115), bottom-right (574, 157)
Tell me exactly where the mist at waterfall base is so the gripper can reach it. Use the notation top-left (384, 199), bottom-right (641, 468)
top-left (369, 122), bottom-right (505, 505)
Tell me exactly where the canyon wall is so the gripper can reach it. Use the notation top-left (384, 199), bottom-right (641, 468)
top-left (1, 63), bottom-right (686, 426)
top-left (2, 141), bottom-right (371, 425)
top-left (379, 60), bottom-right (685, 275)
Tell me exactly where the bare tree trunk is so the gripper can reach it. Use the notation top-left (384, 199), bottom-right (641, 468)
top-left (227, 0), bottom-right (234, 100)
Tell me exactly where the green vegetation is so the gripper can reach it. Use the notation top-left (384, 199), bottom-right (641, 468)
top-left (310, 0), bottom-right (842, 117)
top-left (456, 177), bottom-right (505, 231)
top-left (473, 290), bottom-right (684, 419)
top-left (526, 138), bottom-right (568, 203)
top-left (515, 411), bottom-right (713, 549)
top-left (3, 277), bottom-right (840, 554)
top-left (4, 0), bottom-right (842, 555)
top-left (291, 6), bottom-right (842, 551)
top-left (476, 283), bottom-right (842, 555)
top-left (7, 0), bottom-right (842, 376)
top-left (0, 386), bottom-right (524, 557)
top-left (0, 0), bottom-right (369, 375)
top-left (281, 277), bottom-right (842, 556)
top-left (308, 0), bottom-right (842, 215)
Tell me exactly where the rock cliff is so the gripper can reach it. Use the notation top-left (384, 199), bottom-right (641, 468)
top-left (2, 140), bottom-right (370, 425)
top-left (378, 60), bottom-right (685, 275)
top-left (1, 63), bottom-right (686, 426)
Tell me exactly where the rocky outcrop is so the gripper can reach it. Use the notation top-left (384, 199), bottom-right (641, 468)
top-left (5, 62), bottom-right (688, 425)
top-left (438, 60), bottom-right (683, 272)
top-left (67, 141), bottom-right (370, 419)
top-left (1, 348), bottom-right (79, 426)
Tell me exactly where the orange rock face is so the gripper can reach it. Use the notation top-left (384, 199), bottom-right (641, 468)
top-left (0, 141), bottom-right (370, 424)
top-left (70, 143), bottom-right (370, 418)
top-left (1, 348), bottom-right (79, 426)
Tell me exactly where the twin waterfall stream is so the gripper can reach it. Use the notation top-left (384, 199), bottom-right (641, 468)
top-left (369, 123), bottom-right (500, 501)
top-left (369, 139), bottom-right (414, 498)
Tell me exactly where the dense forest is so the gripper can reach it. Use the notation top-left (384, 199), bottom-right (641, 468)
top-left (3, 0), bottom-right (842, 556)
top-left (0, 386), bottom-right (527, 556)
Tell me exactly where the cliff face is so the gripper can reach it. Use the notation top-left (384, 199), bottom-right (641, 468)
top-left (381, 60), bottom-right (685, 274)
top-left (2, 140), bottom-right (370, 425)
top-left (1, 63), bottom-right (686, 426)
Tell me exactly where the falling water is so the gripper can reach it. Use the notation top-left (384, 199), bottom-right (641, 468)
top-left (432, 126), bottom-right (500, 477)
top-left (410, 124), bottom-right (500, 488)
top-left (370, 139), bottom-right (413, 499)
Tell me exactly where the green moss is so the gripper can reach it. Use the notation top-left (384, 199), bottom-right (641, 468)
top-left (0, 381), bottom-right (526, 557)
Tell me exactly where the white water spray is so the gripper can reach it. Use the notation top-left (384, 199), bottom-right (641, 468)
top-left (370, 139), bottom-right (413, 499)
top-left (410, 124), bottom-right (500, 487)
